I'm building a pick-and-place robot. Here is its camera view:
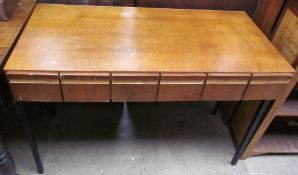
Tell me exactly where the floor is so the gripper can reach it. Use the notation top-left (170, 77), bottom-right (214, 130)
top-left (1, 102), bottom-right (297, 175)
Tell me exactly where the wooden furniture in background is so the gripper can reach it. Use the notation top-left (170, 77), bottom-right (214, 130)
top-left (0, 0), bottom-right (19, 21)
top-left (250, 0), bottom-right (298, 156)
top-left (38, 0), bottom-right (134, 6)
top-left (230, 0), bottom-right (298, 158)
top-left (3, 4), bottom-right (295, 173)
top-left (136, 0), bottom-right (258, 16)
top-left (0, 0), bottom-right (36, 105)
top-left (253, 0), bottom-right (286, 37)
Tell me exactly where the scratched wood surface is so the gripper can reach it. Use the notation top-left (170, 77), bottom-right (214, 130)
top-left (3, 4), bottom-right (294, 73)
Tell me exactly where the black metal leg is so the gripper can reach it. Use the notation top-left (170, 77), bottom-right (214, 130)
top-left (212, 101), bottom-right (220, 115)
top-left (15, 102), bottom-right (44, 174)
top-left (231, 100), bottom-right (274, 165)
top-left (46, 103), bottom-right (56, 118)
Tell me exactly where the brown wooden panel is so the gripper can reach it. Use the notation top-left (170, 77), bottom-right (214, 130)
top-left (112, 73), bottom-right (159, 102)
top-left (157, 73), bottom-right (206, 101)
top-left (272, 9), bottom-right (298, 68)
top-left (0, 0), bottom-right (36, 68)
top-left (61, 72), bottom-right (109, 102)
top-left (231, 101), bottom-right (261, 145)
top-left (0, 0), bottom-right (19, 21)
top-left (254, 0), bottom-right (285, 37)
top-left (215, 0), bottom-right (258, 15)
top-left (201, 73), bottom-right (251, 101)
top-left (243, 73), bottom-right (294, 100)
top-left (6, 71), bottom-right (62, 102)
top-left (4, 4), bottom-right (295, 74)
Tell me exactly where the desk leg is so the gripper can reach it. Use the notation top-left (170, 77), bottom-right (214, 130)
top-left (15, 102), bottom-right (44, 174)
top-left (231, 100), bottom-right (274, 165)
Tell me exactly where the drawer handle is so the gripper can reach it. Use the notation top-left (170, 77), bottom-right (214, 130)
top-left (9, 79), bottom-right (59, 84)
top-left (207, 79), bottom-right (249, 84)
top-left (62, 79), bottom-right (108, 84)
top-left (113, 80), bottom-right (157, 84)
top-left (161, 80), bottom-right (204, 84)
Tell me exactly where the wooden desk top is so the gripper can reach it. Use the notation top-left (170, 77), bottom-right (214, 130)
top-left (0, 0), bottom-right (36, 69)
top-left (3, 4), bottom-right (295, 73)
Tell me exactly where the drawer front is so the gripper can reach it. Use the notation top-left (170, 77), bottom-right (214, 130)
top-left (61, 73), bottom-right (110, 102)
top-left (6, 71), bottom-right (62, 102)
top-left (201, 73), bottom-right (251, 100)
top-left (243, 73), bottom-right (293, 100)
top-left (112, 73), bottom-right (159, 102)
top-left (158, 73), bottom-right (206, 101)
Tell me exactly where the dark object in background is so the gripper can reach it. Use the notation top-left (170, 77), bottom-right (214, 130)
top-left (0, 0), bottom-right (19, 21)
top-left (38, 0), bottom-right (133, 6)
top-left (0, 136), bottom-right (16, 175)
top-left (137, 0), bottom-right (259, 16)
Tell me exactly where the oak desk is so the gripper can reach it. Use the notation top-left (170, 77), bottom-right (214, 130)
top-left (3, 3), bottom-right (296, 174)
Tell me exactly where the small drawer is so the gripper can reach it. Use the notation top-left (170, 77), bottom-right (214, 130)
top-left (112, 73), bottom-right (159, 102)
top-left (61, 73), bottom-right (110, 102)
top-left (201, 73), bottom-right (251, 100)
top-left (158, 73), bottom-right (206, 101)
top-left (6, 71), bottom-right (62, 102)
top-left (243, 73), bottom-right (293, 100)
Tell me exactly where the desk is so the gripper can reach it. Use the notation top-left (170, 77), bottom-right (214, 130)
top-left (3, 4), bottom-right (295, 174)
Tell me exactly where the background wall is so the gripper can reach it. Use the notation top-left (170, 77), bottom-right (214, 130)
top-left (38, 0), bottom-right (259, 16)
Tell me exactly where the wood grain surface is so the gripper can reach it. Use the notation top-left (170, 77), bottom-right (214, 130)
top-left (253, 0), bottom-right (285, 37)
top-left (158, 73), bottom-right (205, 101)
top-left (3, 4), bottom-right (294, 73)
top-left (272, 9), bottom-right (298, 68)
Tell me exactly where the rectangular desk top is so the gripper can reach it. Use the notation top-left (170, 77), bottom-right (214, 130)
top-left (3, 4), bottom-right (295, 73)
top-left (3, 4), bottom-right (296, 103)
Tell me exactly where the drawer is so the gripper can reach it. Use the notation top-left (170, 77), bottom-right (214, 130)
top-left (157, 73), bottom-right (206, 101)
top-left (6, 71), bottom-right (62, 102)
top-left (243, 73), bottom-right (293, 100)
top-left (60, 73), bottom-right (110, 102)
top-left (112, 73), bottom-right (159, 102)
top-left (201, 73), bottom-right (251, 100)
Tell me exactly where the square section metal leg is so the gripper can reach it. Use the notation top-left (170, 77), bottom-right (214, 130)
top-left (15, 102), bottom-right (44, 174)
top-left (231, 100), bottom-right (274, 165)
